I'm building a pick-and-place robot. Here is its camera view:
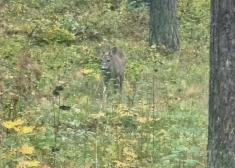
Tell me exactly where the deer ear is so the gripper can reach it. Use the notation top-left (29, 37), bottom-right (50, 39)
top-left (111, 46), bottom-right (117, 55)
top-left (96, 47), bottom-right (104, 57)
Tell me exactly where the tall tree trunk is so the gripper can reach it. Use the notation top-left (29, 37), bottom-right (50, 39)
top-left (208, 0), bottom-right (235, 167)
top-left (149, 0), bottom-right (179, 52)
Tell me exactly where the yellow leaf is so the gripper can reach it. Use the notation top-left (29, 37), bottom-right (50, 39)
top-left (4, 74), bottom-right (13, 80)
top-left (2, 121), bottom-right (16, 129)
top-left (16, 161), bottom-right (40, 168)
top-left (37, 126), bottom-right (47, 132)
top-left (9, 92), bottom-right (15, 96)
top-left (13, 126), bottom-right (22, 132)
top-left (21, 126), bottom-right (34, 134)
top-left (1, 153), bottom-right (12, 159)
top-left (91, 112), bottom-right (105, 119)
top-left (126, 156), bottom-right (132, 161)
top-left (137, 117), bottom-right (148, 123)
top-left (77, 95), bottom-right (89, 105)
top-left (2, 119), bottom-right (24, 129)
top-left (14, 126), bottom-right (34, 134)
top-left (124, 150), bottom-right (137, 158)
top-left (82, 46), bottom-right (88, 50)
top-left (117, 104), bottom-right (128, 113)
top-left (107, 107), bottom-right (114, 113)
top-left (10, 148), bottom-right (18, 154)
top-left (112, 160), bottom-right (127, 167)
top-left (95, 74), bottom-right (101, 81)
top-left (24, 109), bottom-right (31, 115)
top-left (141, 132), bottom-right (147, 136)
top-left (19, 144), bottom-right (35, 154)
top-left (14, 119), bottom-right (24, 126)
top-left (81, 68), bottom-right (93, 75)
top-left (128, 87), bottom-right (134, 94)
top-left (53, 26), bottom-right (60, 31)
top-left (131, 139), bottom-right (137, 144)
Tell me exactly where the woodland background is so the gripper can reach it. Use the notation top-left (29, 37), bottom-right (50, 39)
top-left (0, 0), bottom-right (209, 167)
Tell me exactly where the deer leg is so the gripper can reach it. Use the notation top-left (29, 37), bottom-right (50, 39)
top-left (103, 80), bottom-right (109, 102)
top-left (120, 74), bottom-right (124, 93)
top-left (113, 78), bottom-right (118, 94)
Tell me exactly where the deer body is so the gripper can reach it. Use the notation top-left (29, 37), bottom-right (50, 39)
top-left (98, 47), bottom-right (127, 93)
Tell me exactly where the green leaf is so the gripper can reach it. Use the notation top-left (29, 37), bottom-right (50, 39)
top-left (161, 153), bottom-right (178, 161)
top-left (150, 44), bottom-right (156, 49)
top-left (176, 146), bottom-right (185, 152)
top-left (170, 140), bottom-right (180, 147)
top-left (184, 159), bottom-right (197, 166)
top-left (188, 146), bottom-right (201, 153)
top-left (69, 120), bottom-right (81, 127)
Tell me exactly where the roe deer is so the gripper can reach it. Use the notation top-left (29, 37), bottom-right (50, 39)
top-left (97, 46), bottom-right (127, 95)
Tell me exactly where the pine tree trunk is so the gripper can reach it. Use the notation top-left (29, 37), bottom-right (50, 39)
top-left (149, 0), bottom-right (179, 52)
top-left (208, 0), bottom-right (235, 167)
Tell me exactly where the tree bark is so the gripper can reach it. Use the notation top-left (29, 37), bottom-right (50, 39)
top-left (149, 0), bottom-right (179, 52)
top-left (208, 0), bottom-right (235, 167)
